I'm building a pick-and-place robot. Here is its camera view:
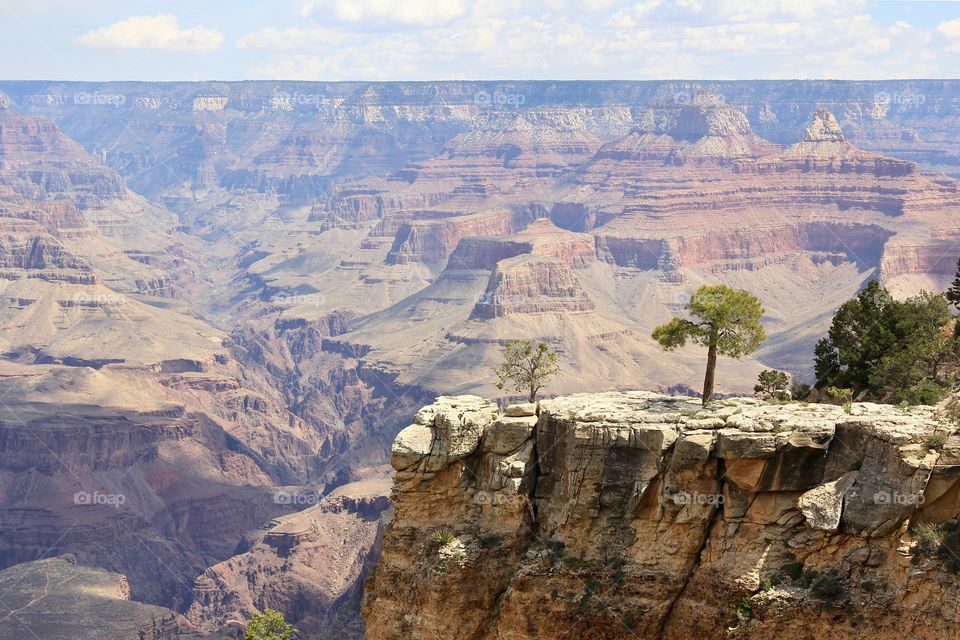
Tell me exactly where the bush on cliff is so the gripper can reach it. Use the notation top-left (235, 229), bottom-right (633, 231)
top-left (913, 523), bottom-right (946, 556)
top-left (790, 381), bottom-right (812, 401)
top-left (653, 285), bottom-right (766, 404)
top-left (494, 339), bottom-right (560, 402)
top-left (814, 280), bottom-right (960, 404)
top-left (754, 369), bottom-right (789, 400)
top-left (810, 573), bottom-right (842, 600)
top-left (946, 257), bottom-right (960, 333)
top-left (244, 609), bottom-right (298, 640)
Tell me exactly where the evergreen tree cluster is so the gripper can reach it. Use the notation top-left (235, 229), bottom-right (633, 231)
top-left (814, 279), bottom-right (960, 404)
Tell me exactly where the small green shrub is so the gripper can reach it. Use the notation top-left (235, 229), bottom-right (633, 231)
top-left (578, 578), bottom-right (600, 612)
top-left (783, 561), bottom-right (804, 580)
top-left (244, 609), bottom-right (298, 640)
top-left (475, 533), bottom-right (501, 549)
top-left (896, 379), bottom-right (951, 406)
top-left (926, 433), bottom-right (948, 451)
top-left (914, 523), bottom-right (946, 556)
top-left (939, 397), bottom-right (960, 428)
top-left (538, 536), bottom-right (566, 557)
top-left (810, 574), bottom-right (842, 599)
top-left (561, 555), bottom-right (589, 570)
top-left (849, 459), bottom-right (863, 471)
top-left (612, 568), bottom-right (626, 586)
top-left (940, 527), bottom-right (960, 572)
top-left (604, 556), bottom-right (627, 585)
top-left (755, 369), bottom-right (789, 400)
top-left (799, 569), bottom-right (818, 588)
top-left (431, 529), bottom-right (456, 547)
top-left (790, 381), bottom-right (812, 401)
top-left (735, 596), bottom-right (753, 618)
top-left (826, 387), bottom-right (854, 404)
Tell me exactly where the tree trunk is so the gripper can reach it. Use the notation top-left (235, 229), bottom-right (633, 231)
top-left (702, 337), bottom-right (718, 405)
top-left (529, 386), bottom-right (537, 403)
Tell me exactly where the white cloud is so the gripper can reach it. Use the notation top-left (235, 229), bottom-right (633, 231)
top-left (249, 52), bottom-right (425, 81)
top-left (300, 0), bottom-right (468, 26)
top-left (937, 18), bottom-right (960, 38)
top-left (238, 27), bottom-right (348, 51)
top-left (608, 0), bottom-right (866, 28)
top-left (238, 0), bottom-right (960, 80)
top-left (75, 14), bottom-right (224, 53)
top-left (937, 18), bottom-right (960, 49)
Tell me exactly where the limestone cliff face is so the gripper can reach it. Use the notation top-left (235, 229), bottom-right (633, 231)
top-left (363, 393), bottom-right (960, 639)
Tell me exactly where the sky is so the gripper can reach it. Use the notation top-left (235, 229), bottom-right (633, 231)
top-left (0, 0), bottom-right (959, 81)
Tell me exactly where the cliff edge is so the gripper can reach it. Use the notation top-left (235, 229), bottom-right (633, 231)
top-left (363, 392), bottom-right (960, 639)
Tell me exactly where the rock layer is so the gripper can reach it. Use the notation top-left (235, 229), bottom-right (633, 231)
top-left (363, 393), bottom-right (960, 639)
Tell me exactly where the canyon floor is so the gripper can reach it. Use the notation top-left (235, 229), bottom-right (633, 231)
top-left (0, 80), bottom-right (957, 637)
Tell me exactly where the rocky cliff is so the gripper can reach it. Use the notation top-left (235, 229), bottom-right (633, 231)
top-left (363, 393), bottom-right (960, 639)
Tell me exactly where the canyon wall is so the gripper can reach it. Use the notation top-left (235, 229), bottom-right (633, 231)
top-left (1, 81), bottom-right (960, 637)
top-left (364, 393), bottom-right (960, 639)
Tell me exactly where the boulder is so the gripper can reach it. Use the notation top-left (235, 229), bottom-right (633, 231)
top-left (799, 471), bottom-right (858, 531)
top-left (482, 416), bottom-right (537, 455)
top-left (391, 424), bottom-right (434, 471)
top-left (392, 395), bottom-right (499, 472)
top-left (504, 403), bottom-right (537, 417)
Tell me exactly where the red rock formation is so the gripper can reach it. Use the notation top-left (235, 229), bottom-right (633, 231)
top-left (472, 255), bottom-right (595, 319)
top-left (591, 102), bottom-right (778, 167)
top-left (586, 107), bottom-right (960, 280)
top-left (386, 210), bottom-right (515, 264)
top-left (0, 109), bottom-right (126, 201)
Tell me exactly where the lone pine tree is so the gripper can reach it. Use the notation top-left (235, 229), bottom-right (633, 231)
top-left (653, 285), bottom-right (766, 404)
top-left (494, 339), bottom-right (560, 402)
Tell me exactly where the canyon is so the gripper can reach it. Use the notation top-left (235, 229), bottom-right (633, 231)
top-left (0, 80), bottom-right (957, 637)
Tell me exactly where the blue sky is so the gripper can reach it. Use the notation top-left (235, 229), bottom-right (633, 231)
top-left (1, 0), bottom-right (959, 80)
